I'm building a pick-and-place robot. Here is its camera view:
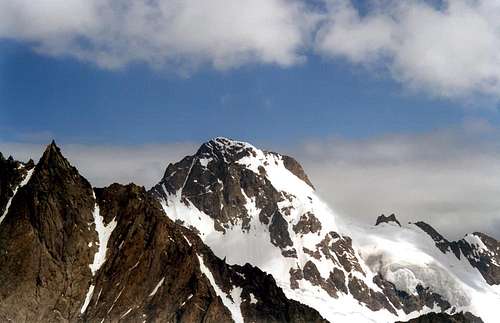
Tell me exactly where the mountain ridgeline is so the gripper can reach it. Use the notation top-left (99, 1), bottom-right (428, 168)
top-left (0, 138), bottom-right (499, 323)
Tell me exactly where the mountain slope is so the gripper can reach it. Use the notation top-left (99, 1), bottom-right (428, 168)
top-left (152, 137), bottom-right (500, 323)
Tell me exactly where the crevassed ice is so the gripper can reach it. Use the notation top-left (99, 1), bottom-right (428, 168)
top-left (347, 222), bottom-right (500, 322)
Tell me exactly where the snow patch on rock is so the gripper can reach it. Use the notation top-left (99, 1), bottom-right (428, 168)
top-left (197, 254), bottom-right (244, 323)
top-left (0, 168), bottom-right (34, 225)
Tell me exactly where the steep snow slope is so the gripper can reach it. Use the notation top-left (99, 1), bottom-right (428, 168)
top-left (152, 137), bottom-right (500, 322)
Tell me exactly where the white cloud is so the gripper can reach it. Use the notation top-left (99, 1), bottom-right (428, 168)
top-left (3, 0), bottom-right (500, 100)
top-left (0, 0), bottom-right (314, 70)
top-left (316, 0), bottom-right (500, 99)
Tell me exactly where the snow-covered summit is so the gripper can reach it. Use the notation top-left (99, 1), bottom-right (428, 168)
top-left (150, 138), bottom-right (500, 322)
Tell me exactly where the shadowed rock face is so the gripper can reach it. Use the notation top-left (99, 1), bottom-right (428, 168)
top-left (375, 214), bottom-right (401, 227)
top-left (0, 152), bottom-right (34, 216)
top-left (0, 142), bottom-right (326, 323)
top-left (0, 142), bottom-right (96, 322)
top-left (397, 311), bottom-right (483, 323)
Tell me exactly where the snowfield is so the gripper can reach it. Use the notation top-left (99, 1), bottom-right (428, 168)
top-left (344, 221), bottom-right (500, 323)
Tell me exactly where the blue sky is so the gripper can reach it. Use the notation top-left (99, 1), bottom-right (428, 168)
top-left (2, 0), bottom-right (500, 148)
top-left (0, 39), bottom-right (486, 146)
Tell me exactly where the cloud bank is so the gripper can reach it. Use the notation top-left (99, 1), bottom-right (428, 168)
top-left (0, 0), bottom-right (313, 70)
top-left (293, 121), bottom-right (500, 239)
top-left (316, 0), bottom-right (500, 99)
top-left (2, 123), bottom-right (500, 239)
top-left (2, 0), bottom-right (500, 99)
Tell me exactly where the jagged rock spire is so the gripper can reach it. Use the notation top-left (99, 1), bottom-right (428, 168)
top-left (0, 140), bottom-right (97, 321)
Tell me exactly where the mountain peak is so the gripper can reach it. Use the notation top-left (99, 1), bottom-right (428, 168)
top-left (37, 140), bottom-right (72, 171)
top-left (194, 137), bottom-right (314, 188)
top-left (195, 137), bottom-right (257, 165)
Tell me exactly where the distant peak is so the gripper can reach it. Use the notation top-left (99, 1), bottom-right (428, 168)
top-left (37, 140), bottom-right (72, 171)
top-left (375, 213), bottom-right (401, 227)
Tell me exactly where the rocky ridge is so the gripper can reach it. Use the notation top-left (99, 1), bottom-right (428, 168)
top-left (0, 141), bottom-right (326, 323)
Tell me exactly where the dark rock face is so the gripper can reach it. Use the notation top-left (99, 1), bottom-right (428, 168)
top-left (397, 311), bottom-right (483, 323)
top-left (375, 214), bottom-right (402, 227)
top-left (0, 142), bottom-right (96, 322)
top-left (293, 212), bottom-right (322, 235)
top-left (372, 276), bottom-right (450, 315)
top-left (82, 183), bottom-right (239, 323)
top-left (0, 142), bottom-right (326, 323)
top-left (270, 211), bottom-right (294, 249)
top-left (0, 152), bottom-right (34, 216)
